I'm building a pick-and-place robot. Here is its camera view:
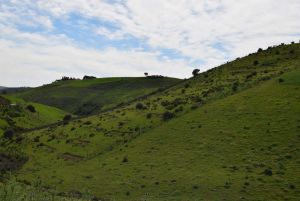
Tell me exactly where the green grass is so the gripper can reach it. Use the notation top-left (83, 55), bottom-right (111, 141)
top-left (0, 96), bottom-right (68, 133)
top-left (0, 180), bottom-right (89, 201)
top-left (2, 43), bottom-right (300, 200)
top-left (14, 77), bottom-right (181, 115)
top-left (16, 69), bottom-right (300, 200)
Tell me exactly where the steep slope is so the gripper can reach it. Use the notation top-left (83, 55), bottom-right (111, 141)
top-left (14, 77), bottom-right (181, 115)
top-left (10, 43), bottom-right (300, 200)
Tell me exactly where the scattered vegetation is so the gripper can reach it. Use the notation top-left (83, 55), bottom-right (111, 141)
top-left (1, 42), bottom-right (300, 200)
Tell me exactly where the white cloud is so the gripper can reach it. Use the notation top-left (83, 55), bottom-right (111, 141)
top-left (33, 0), bottom-right (300, 64)
top-left (0, 27), bottom-right (191, 87)
top-left (95, 27), bottom-right (126, 40)
top-left (0, 0), bottom-right (300, 86)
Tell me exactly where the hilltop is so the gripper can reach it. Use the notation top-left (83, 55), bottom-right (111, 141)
top-left (0, 42), bottom-right (300, 200)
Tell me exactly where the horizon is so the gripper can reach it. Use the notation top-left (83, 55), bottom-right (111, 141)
top-left (1, 0), bottom-right (300, 87)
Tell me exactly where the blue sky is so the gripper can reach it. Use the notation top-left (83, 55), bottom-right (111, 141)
top-left (0, 0), bottom-right (299, 87)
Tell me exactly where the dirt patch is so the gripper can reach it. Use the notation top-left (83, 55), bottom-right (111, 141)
top-left (59, 153), bottom-right (84, 162)
top-left (37, 143), bottom-right (55, 153)
top-left (69, 139), bottom-right (90, 147)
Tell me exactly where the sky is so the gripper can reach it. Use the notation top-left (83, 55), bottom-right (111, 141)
top-left (0, 0), bottom-right (300, 87)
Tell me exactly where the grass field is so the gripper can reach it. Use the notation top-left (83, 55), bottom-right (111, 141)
top-left (14, 77), bottom-right (181, 115)
top-left (0, 180), bottom-right (89, 201)
top-left (0, 95), bottom-right (68, 135)
top-left (1, 42), bottom-right (300, 200)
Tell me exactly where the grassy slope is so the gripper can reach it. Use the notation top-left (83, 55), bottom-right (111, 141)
top-left (15, 77), bottom-right (181, 115)
top-left (0, 96), bottom-right (68, 134)
top-left (7, 43), bottom-right (300, 200)
top-left (0, 180), bottom-right (89, 201)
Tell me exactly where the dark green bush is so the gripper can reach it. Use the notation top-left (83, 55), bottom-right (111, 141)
top-left (3, 129), bottom-right (15, 139)
top-left (136, 103), bottom-right (146, 110)
top-left (162, 111), bottom-right (174, 121)
top-left (122, 156), bottom-right (128, 163)
top-left (26, 105), bottom-right (36, 113)
top-left (146, 113), bottom-right (152, 119)
top-left (63, 114), bottom-right (72, 122)
top-left (253, 60), bottom-right (259, 66)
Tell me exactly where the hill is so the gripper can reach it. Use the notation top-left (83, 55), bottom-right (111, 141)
top-left (0, 95), bottom-right (68, 135)
top-left (14, 77), bottom-right (181, 115)
top-left (7, 43), bottom-right (299, 200)
top-left (1, 42), bottom-right (300, 200)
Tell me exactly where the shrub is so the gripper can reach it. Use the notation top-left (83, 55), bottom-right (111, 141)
top-left (191, 105), bottom-right (198, 110)
top-left (26, 105), bottom-right (36, 113)
top-left (136, 103), bottom-right (146, 110)
top-left (246, 71), bottom-right (257, 79)
top-left (175, 106), bottom-right (183, 113)
top-left (264, 168), bottom-right (273, 176)
top-left (253, 60), bottom-right (259, 66)
top-left (184, 83), bottom-right (190, 88)
top-left (232, 81), bottom-right (239, 92)
top-left (122, 156), bottom-right (128, 163)
top-left (83, 121), bottom-right (92, 125)
top-left (257, 48), bottom-right (263, 53)
top-left (146, 113), bottom-right (152, 119)
top-left (162, 111), bottom-right (174, 121)
top-left (63, 114), bottom-right (72, 122)
top-left (278, 78), bottom-right (284, 83)
top-left (3, 129), bottom-right (15, 139)
top-left (33, 136), bottom-right (40, 142)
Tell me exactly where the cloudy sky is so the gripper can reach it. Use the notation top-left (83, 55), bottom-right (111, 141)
top-left (0, 0), bottom-right (299, 87)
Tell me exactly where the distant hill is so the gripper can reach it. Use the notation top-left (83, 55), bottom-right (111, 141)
top-left (0, 86), bottom-right (31, 94)
top-left (14, 77), bottom-right (181, 115)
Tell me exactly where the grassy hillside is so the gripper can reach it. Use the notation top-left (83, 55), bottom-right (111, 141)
top-left (4, 43), bottom-right (298, 200)
top-left (0, 95), bottom-right (68, 135)
top-left (14, 77), bottom-right (181, 115)
top-left (0, 180), bottom-right (89, 201)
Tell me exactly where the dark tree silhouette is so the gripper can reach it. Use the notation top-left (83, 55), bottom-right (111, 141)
top-left (192, 69), bottom-right (200, 77)
top-left (144, 72), bottom-right (148, 77)
top-left (83, 75), bottom-right (96, 80)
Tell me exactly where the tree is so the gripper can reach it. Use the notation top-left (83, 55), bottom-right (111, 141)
top-left (26, 105), bottom-right (36, 113)
top-left (144, 72), bottom-right (148, 77)
top-left (63, 114), bottom-right (72, 122)
top-left (192, 69), bottom-right (200, 77)
top-left (3, 129), bottom-right (15, 139)
top-left (83, 75), bottom-right (96, 80)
